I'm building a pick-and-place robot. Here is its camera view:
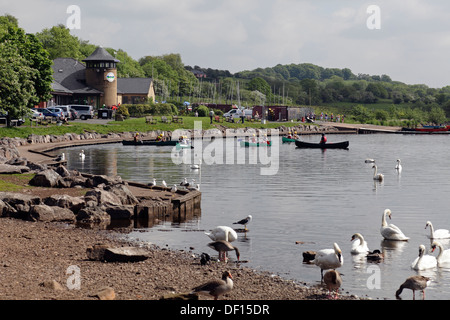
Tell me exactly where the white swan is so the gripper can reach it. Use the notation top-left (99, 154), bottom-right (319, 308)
top-left (205, 226), bottom-right (238, 242)
top-left (425, 221), bottom-right (450, 239)
top-left (372, 164), bottom-right (384, 181)
top-left (431, 241), bottom-right (450, 267)
top-left (313, 243), bottom-right (343, 280)
top-left (351, 233), bottom-right (370, 254)
top-left (395, 159), bottom-right (402, 173)
top-left (411, 244), bottom-right (437, 270)
top-left (380, 209), bottom-right (410, 241)
top-left (79, 150), bottom-right (85, 160)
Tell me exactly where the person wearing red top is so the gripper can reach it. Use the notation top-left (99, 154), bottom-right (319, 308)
top-left (320, 133), bottom-right (327, 144)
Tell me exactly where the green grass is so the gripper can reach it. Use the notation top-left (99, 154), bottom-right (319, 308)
top-left (0, 116), bottom-right (309, 139)
top-left (0, 173), bottom-right (35, 192)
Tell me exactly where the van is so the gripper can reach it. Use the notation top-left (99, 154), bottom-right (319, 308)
top-left (223, 109), bottom-right (253, 119)
top-left (68, 105), bottom-right (94, 120)
top-left (53, 105), bottom-right (72, 119)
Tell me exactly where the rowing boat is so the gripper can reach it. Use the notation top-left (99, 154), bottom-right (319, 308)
top-left (282, 137), bottom-right (296, 143)
top-left (240, 140), bottom-right (272, 147)
top-left (295, 140), bottom-right (349, 149)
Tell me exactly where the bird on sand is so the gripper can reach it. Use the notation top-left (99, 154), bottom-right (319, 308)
top-left (323, 270), bottom-right (342, 299)
top-left (208, 240), bottom-right (240, 262)
top-left (233, 215), bottom-right (252, 230)
top-left (395, 275), bottom-right (431, 300)
top-left (200, 253), bottom-right (211, 266)
top-left (191, 271), bottom-right (233, 300)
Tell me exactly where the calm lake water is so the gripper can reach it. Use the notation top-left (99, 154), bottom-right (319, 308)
top-left (63, 133), bottom-right (450, 300)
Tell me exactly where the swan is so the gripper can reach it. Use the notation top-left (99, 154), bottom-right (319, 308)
top-left (350, 233), bottom-right (370, 254)
top-left (205, 226), bottom-right (238, 242)
top-left (411, 244), bottom-right (437, 270)
top-left (395, 159), bottom-right (402, 173)
top-left (313, 243), bottom-right (343, 280)
top-left (425, 221), bottom-right (450, 239)
top-left (79, 150), bottom-right (85, 160)
top-left (372, 164), bottom-right (384, 181)
top-left (431, 241), bottom-right (450, 267)
top-left (396, 275), bottom-right (431, 300)
top-left (191, 271), bottom-right (233, 300)
top-left (380, 209), bottom-right (410, 241)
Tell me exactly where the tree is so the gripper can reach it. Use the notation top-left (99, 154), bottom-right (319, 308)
top-left (36, 24), bottom-right (81, 60)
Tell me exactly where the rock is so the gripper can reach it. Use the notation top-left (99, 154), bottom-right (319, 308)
top-left (84, 188), bottom-right (122, 206)
top-left (43, 194), bottom-right (85, 213)
top-left (55, 165), bottom-right (71, 177)
top-left (28, 204), bottom-right (76, 223)
top-left (0, 163), bottom-right (30, 174)
top-left (86, 244), bottom-right (149, 262)
top-left (102, 204), bottom-right (134, 220)
top-left (91, 175), bottom-right (123, 187)
top-left (86, 244), bottom-right (110, 261)
top-left (90, 287), bottom-right (116, 300)
top-left (76, 206), bottom-right (111, 224)
top-left (29, 169), bottom-right (62, 187)
top-left (104, 184), bottom-right (139, 205)
top-left (5, 157), bottom-right (27, 166)
top-left (40, 280), bottom-right (64, 291)
top-left (0, 192), bottom-right (41, 218)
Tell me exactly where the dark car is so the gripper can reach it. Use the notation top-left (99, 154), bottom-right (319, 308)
top-left (36, 108), bottom-right (61, 119)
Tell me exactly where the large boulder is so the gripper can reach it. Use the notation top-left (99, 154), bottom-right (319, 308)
top-left (76, 206), bottom-right (111, 225)
top-left (102, 204), bottom-right (135, 220)
top-left (0, 192), bottom-right (41, 218)
top-left (104, 184), bottom-right (139, 206)
top-left (29, 169), bottom-right (62, 187)
top-left (0, 163), bottom-right (30, 174)
top-left (28, 204), bottom-right (76, 223)
top-left (43, 194), bottom-right (85, 214)
top-left (84, 188), bottom-right (122, 206)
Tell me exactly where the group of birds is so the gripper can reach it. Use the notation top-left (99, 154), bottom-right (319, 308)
top-left (190, 215), bottom-right (252, 300)
top-left (55, 150), bottom-right (86, 162)
top-left (307, 208), bottom-right (450, 300)
top-left (366, 158), bottom-right (402, 182)
top-left (148, 177), bottom-right (200, 192)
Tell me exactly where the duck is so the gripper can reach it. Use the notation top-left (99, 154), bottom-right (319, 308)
top-left (191, 271), bottom-right (233, 300)
top-left (205, 226), bottom-right (238, 242)
top-left (380, 209), bottom-right (410, 241)
top-left (350, 233), bottom-right (370, 254)
top-left (395, 159), bottom-right (402, 173)
top-left (425, 221), bottom-right (450, 239)
top-left (148, 178), bottom-right (156, 187)
top-left (366, 249), bottom-right (384, 262)
top-left (208, 240), bottom-right (240, 262)
top-left (233, 215), bottom-right (252, 230)
top-left (411, 244), bottom-right (437, 271)
top-left (431, 241), bottom-right (450, 267)
top-left (323, 270), bottom-right (342, 299)
top-left (372, 164), bottom-right (384, 181)
top-left (395, 275), bottom-right (431, 300)
top-left (313, 243), bottom-right (343, 281)
top-left (79, 150), bottom-right (85, 160)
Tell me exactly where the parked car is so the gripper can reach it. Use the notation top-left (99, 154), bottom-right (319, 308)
top-left (30, 109), bottom-right (43, 118)
top-left (67, 105), bottom-right (94, 120)
top-left (36, 108), bottom-right (61, 119)
top-left (52, 105), bottom-right (73, 119)
top-left (46, 107), bottom-right (65, 120)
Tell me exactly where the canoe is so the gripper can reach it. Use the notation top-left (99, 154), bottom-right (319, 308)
top-left (240, 140), bottom-right (272, 147)
top-left (295, 140), bottom-right (349, 149)
top-left (122, 139), bottom-right (178, 146)
top-left (175, 143), bottom-right (194, 150)
top-left (282, 137), bottom-right (296, 143)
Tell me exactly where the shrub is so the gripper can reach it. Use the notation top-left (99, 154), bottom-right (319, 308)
top-left (116, 104), bottom-right (130, 118)
top-left (196, 105), bottom-right (209, 117)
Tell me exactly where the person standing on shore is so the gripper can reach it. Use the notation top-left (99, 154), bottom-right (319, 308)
top-left (209, 109), bottom-right (214, 124)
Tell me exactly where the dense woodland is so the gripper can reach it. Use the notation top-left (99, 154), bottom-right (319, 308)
top-left (2, 15), bottom-right (450, 126)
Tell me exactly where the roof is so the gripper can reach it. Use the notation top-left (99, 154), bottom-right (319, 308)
top-left (117, 78), bottom-right (153, 95)
top-left (82, 47), bottom-right (120, 63)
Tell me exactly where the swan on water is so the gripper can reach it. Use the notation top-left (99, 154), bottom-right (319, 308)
top-left (205, 226), bottom-right (238, 242)
top-left (431, 241), bottom-right (450, 267)
top-left (313, 243), bottom-right (343, 280)
top-left (372, 164), bottom-right (384, 181)
top-left (380, 209), bottom-right (409, 241)
top-left (411, 244), bottom-right (437, 271)
top-left (79, 150), bottom-right (85, 160)
top-left (395, 159), bottom-right (402, 173)
top-left (425, 221), bottom-right (450, 239)
top-left (350, 233), bottom-right (370, 254)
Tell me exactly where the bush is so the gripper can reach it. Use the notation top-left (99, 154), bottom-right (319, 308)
top-left (122, 103), bottom-right (177, 117)
top-left (196, 105), bottom-right (209, 117)
top-left (116, 105), bottom-right (130, 118)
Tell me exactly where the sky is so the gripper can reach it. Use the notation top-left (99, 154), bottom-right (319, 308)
top-left (2, 0), bottom-right (450, 88)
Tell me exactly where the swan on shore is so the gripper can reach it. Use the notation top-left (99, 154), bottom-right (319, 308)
top-left (431, 241), bottom-right (450, 267)
top-left (351, 233), bottom-right (370, 254)
top-left (372, 164), bottom-right (384, 181)
top-left (313, 243), bottom-right (343, 280)
top-left (380, 209), bottom-right (409, 241)
top-left (425, 221), bottom-right (450, 239)
top-left (411, 244), bottom-right (437, 270)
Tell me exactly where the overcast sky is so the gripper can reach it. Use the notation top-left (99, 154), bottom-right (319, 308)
top-left (3, 0), bottom-right (450, 88)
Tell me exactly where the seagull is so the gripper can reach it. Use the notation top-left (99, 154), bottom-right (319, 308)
top-left (148, 178), bottom-right (156, 187)
top-left (187, 184), bottom-right (200, 191)
top-left (171, 184), bottom-right (177, 193)
top-left (79, 150), bottom-right (85, 160)
top-left (180, 178), bottom-right (189, 186)
top-left (191, 164), bottom-right (200, 170)
top-left (233, 215), bottom-right (252, 230)
top-left (55, 153), bottom-right (65, 162)
top-left (189, 179), bottom-right (196, 187)
top-left (162, 180), bottom-right (167, 188)
top-left (191, 271), bottom-right (233, 300)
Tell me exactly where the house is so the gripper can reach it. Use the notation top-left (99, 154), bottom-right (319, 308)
top-left (48, 47), bottom-right (155, 108)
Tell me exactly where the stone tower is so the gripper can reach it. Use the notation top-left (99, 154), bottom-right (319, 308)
top-left (83, 47), bottom-right (120, 107)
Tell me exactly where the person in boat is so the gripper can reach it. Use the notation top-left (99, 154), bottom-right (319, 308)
top-left (293, 131), bottom-right (299, 139)
top-left (287, 131), bottom-right (293, 139)
top-left (320, 133), bottom-right (327, 144)
top-left (134, 132), bottom-right (141, 143)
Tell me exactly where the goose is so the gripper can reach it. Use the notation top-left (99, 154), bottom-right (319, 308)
top-left (366, 249), bottom-right (384, 262)
top-left (380, 209), bottom-right (409, 241)
top-left (180, 178), bottom-right (189, 186)
top-left (313, 243), bottom-right (343, 280)
top-left (205, 226), bottom-right (238, 242)
top-left (372, 164), bottom-right (384, 181)
top-left (148, 178), bottom-right (156, 187)
top-left (191, 271), bottom-right (233, 300)
top-left (79, 150), bottom-right (85, 160)
top-left (323, 270), bottom-right (342, 299)
top-left (395, 159), bottom-right (402, 173)
top-left (396, 275), bottom-right (431, 300)
top-left (431, 241), bottom-right (450, 267)
top-left (425, 221), bottom-right (450, 239)
top-left (233, 215), bottom-right (252, 230)
top-left (350, 233), bottom-right (370, 254)
top-left (55, 153), bottom-right (65, 162)
top-left (162, 180), bottom-right (167, 188)
top-left (208, 240), bottom-right (240, 262)
top-left (411, 244), bottom-right (437, 271)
